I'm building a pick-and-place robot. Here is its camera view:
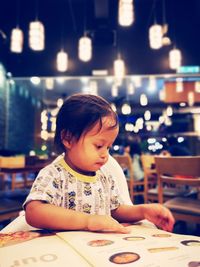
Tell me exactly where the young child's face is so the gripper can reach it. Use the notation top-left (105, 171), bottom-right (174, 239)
top-left (64, 115), bottom-right (119, 174)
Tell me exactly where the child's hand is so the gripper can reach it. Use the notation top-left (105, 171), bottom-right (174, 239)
top-left (143, 203), bottom-right (175, 232)
top-left (87, 215), bottom-right (130, 234)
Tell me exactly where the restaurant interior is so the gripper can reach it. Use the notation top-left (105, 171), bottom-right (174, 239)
top-left (0, 0), bottom-right (200, 236)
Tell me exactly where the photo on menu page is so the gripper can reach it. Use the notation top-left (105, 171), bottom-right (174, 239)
top-left (0, 230), bottom-right (54, 247)
top-left (188, 261), bottom-right (200, 267)
top-left (181, 240), bottom-right (200, 247)
top-left (109, 252), bottom-right (140, 264)
top-left (152, 233), bottom-right (172, 238)
top-left (123, 236), bottom-right (145, 241)
top-left (87, 239), bottom-right (114, 247)
top-left (148, 246), bottom-right (179, 253)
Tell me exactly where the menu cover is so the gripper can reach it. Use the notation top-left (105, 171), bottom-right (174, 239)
top-left (0, 230), bottom-right (90, 267)
top-left (56, 225), bottom-right (200, 267)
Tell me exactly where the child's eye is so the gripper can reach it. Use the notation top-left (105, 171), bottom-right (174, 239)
top-left (96, 145), bottom-right (103, 149)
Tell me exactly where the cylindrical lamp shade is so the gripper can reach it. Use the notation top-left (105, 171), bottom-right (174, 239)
top-left (169, 48), bottom-right (182, 70)
top-left (121, 103), bottom-right (131, 115)
top-left (57, 51), bottom-right (68, 72)
top-left (114, 58), bottom-right (125, 80)
top-left (78, 36), bottom-right (92, 62)
top-left (10, 28), bottom-right (23, 53)
top-left (188, 92), bottom-right (194, 107)
top-left (29, 21), bottom-right (45, 51)
top-left (118, 1), bottom-right (134, 26)
top-left (149, 24), bottom-right (163, 49)
top-left (140, 94), bottom-right (148, 106)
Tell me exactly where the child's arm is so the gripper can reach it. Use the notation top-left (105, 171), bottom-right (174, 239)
top-left (111, 203), bottom-right (175, 232)
top-left (25, 200), bottom-right (130, 233)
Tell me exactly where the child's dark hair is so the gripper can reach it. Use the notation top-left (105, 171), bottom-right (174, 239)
top-left (54, 93), bottom-right (118, 153)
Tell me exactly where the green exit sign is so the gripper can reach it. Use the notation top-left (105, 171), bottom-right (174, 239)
top-left (177, 66), bottom-right (200, 73)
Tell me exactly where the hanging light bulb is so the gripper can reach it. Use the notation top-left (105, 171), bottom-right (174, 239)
top-left (176, 78), bottom-right (183, 92)
top-left (140, 94), bottom-right (148, 106)
top-left (111, 84), bottom-right (118, 97)
top-left (127, 83), bottom-right (135, 95)
top-left (78, 36), bottom-right (92, 62)
top-left (159, 89), bottom-right (166, 101)
top-left (148, 76), bottom-right (157, 92)
top-left (114, 57), bottom-right (125, 81)
top-left (29, 21), bottom-right (45, 51)
top-left (149, 24), bottom-right (163, 49)
top-left (121, 103), bottom-right (131, 115)
top-left (118, 0), bottom-right (134, 27)
top-left (188, 92), bottom-right (195, 107)
top-left (45, 78), bottom-right (54, 90)
top-left (144, 110), bottom-right (151, 121)
top-left (169, 48), bottom-right (182, 70)
top-left (166, 105), bottom-right (173, 116)
top-left (10, 28), bottom-right (23, 53)
top-left (56, 50), bottom-right (68, 72)
top-left (195, 81), bottom-right (200, 93)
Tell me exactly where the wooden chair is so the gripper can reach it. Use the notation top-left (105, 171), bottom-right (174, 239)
top-left (113, 154), bottom-right (147, 203)
top-left (141, 154), bottom-right (189, 203)
top-left (140, 154), bottom-right (158, 202)
top-left (155, 156), bottom-right (200, 224)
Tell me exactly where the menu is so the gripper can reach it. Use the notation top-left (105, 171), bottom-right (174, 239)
top-left (57, 224), bottom-right (200, 267)
top-left (0, 225), bottom-right (200, 267)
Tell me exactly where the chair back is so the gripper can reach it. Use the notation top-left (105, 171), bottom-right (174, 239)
top-left (141, 154), bottom-right (155, 170)
top-left (155, 156), bottom-right (200, 203)
top-left (113, 154), bottom-right (134, 180)
top-left (155, 156), bottom-right (200, 177)
top-left (113, 154), bottom-right (147, 202)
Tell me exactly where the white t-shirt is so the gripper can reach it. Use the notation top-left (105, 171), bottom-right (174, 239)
top-left (101, 155), bottom-right (133, 205)
top-left (24, 156), bottom-right (122, 215)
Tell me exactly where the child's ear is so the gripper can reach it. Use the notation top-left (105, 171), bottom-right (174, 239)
top-left (61, 130), bottom-right (73, 149)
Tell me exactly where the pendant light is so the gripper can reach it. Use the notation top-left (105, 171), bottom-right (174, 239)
top-left (121, 103), bottom-right (131, 115)
top-left (169, 48), bottom-right (182, 70)
top-left (176, 78), bottom-right (183, 92)
top-left (149, 24), bottom-right (163, 49)
top-left (57, 50), bottom-right (68, 72)
top-left (10, 28), bottom-right (23, 53)
top-left (78, 35), bottom-right (92, 62)
top-left (10, 0), bottom-right (23, 53)
top-left (114, 54), bottom-right (125, 82)
top-left (78, 1), bottom-right (92, 62)
top-left (29, 20), bottom-right (45, 51)
top-left (118, 0), bottom-right (134, 27)
top-left (140, 94), bottom-right (148, 106)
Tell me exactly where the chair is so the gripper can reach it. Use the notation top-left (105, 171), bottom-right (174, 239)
top-left (113, 154), bottom-right (147, 203)
top-left (155, 156), bottom-right (200, 224)
top-left (141, 154), bottom-right (189, 203)
top-left (140, 154), bottom-right (158, 202)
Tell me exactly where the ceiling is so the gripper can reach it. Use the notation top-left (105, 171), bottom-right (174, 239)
top-left (0, 0), bottom-right (200, 78)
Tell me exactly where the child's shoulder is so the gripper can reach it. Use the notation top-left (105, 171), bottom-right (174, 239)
top-left (39, 158), bottom-right (65, 176)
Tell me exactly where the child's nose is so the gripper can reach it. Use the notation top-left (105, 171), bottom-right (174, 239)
top-left (100, 149), bottom-right (109, 160)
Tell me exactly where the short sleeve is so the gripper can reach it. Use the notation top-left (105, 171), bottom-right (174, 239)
top-left (23, 165), bottom-right (63, 208)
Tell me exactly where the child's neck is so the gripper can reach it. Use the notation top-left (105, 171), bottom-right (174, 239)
top-left (64, 155), bottom-right (96, 176)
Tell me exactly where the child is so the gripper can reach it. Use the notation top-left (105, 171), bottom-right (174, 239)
top-left (24, 94), bottom-right (174, 233)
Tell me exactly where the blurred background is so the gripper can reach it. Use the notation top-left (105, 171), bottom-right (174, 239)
top-left (0, 0), bottom-right (200, 157)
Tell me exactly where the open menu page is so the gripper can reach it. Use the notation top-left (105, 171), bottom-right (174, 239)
top-left (0, 230), bottom-right (90, 267)
top-left (57, 224), bottom-right (200, 267)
